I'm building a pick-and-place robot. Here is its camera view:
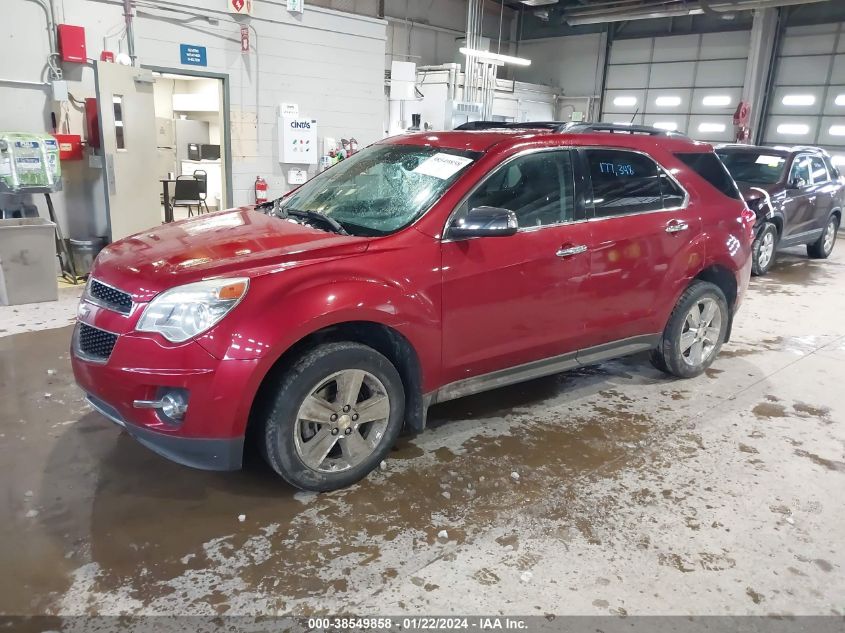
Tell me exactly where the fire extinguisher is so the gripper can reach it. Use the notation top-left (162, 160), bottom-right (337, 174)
top-left (254, 176), bottom-right (268, 204)
top-left (733, 101), bottom-right (751, 143)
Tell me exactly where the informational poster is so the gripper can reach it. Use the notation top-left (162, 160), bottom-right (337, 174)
top-left (288, 0), bottom-right (304, 13)
top-left (279, 117), bottom-right (318, 165)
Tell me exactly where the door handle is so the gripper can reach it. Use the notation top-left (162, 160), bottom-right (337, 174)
top-left (665, 220), bottom-right (689, 234)
top-left (556, 244), bottom-right (588, 257)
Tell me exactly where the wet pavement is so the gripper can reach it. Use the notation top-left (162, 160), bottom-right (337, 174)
top-left (1, 246), bottom-right (843, 617)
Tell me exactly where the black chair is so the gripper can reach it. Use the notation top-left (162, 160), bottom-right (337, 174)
top-left (171, 175), bottom-right (203, 218)
top-left (193, 170), bottom-right (211, 214)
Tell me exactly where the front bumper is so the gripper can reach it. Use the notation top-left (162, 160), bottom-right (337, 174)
top-left (86, 393), bottom-right (244, 470)
top-left (71, 318), bottom-right (263, 471)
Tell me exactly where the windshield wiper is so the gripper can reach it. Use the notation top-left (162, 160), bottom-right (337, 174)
top-left (272, 200), bottom-right (348, 235)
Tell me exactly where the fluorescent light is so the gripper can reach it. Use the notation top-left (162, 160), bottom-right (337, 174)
top-left (613, 96), bottom-right (637, 107)
top-left (655, 96), bottom-right (681, 107)
top-left (777, 123), bottom-right (809, 135)
top-left (459, 47), bottom-right (531, 66)
top-left (835, 95), bottom-right (845, 106)
top-left (702, 95), bottom-right (731, 107)
top-left (829, 125), bottom-right (845, 136)
top-left (831, 155), bottom-right (845, 166)
top-left (698, 122), bottom-right (726, 133)
top-left (653, 121), bottom-right (678, 131)
top-left (782, 94), bottom-right (816, 106)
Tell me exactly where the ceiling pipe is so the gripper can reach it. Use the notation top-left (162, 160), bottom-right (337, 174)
top-left (564, 0), bottom-right (828, 25)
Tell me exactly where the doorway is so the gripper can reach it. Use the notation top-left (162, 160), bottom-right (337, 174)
top-left (147, 67), bottom-right (233, 223)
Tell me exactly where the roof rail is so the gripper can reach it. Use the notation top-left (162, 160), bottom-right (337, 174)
top-left (453, 120), bottom-right (689, 138)
top-left (453, 121), bottom-right (566, 131)
top-left (561, 122), bottom-right (688, 138)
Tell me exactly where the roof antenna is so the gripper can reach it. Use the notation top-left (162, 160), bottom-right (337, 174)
top-left (630, 108), bottom-right (639, 124)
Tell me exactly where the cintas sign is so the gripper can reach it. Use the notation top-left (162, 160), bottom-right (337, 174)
top-left (228, 0), bottom-right (253, 16)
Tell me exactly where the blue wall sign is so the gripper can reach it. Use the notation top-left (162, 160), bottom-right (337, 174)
top-left (180, 44), bottom-right (207, 66)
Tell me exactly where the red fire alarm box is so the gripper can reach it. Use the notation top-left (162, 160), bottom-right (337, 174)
top-left (53, 134), bottom-right (84, 160)
top-left (57, 24), bottom-right (87, 63)
top-left (85, 98), bottom-right (100, 149)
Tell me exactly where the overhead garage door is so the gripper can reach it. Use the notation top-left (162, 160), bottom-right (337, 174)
top-left (761, 22), bottom-right (845, 167)
top-left (601, 31), bottom-right (750, 144)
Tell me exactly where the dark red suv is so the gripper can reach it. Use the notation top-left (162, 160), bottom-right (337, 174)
top-left (72, 123), bottom-right (754, 491)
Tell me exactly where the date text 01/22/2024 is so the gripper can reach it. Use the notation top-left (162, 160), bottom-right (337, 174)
top-left (306, 617), bottom-right (529, 630)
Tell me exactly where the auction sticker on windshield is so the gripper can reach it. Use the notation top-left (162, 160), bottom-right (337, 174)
top-left (755, 155), bottom-right (785, 167)
top-left (413, 153), bottom-right (474, 179)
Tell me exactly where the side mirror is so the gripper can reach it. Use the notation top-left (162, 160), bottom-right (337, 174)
top-left (788, 177), bottom-right (805, 190)
top-left (447, 206), bottom-right (518, 239)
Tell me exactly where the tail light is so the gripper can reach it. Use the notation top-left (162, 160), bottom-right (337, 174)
top-left (741, 206), bottom-right (757, 240)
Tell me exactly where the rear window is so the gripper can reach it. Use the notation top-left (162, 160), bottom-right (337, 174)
top-left (677, 152), bottom-right (742, 200)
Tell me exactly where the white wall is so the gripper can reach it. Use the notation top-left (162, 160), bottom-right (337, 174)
top-left (384, 0), bottom-right (516, 70)
top-left (517, 33), bottom-right (607, 99)
top-left (0, 0), bottom-right (386, 240)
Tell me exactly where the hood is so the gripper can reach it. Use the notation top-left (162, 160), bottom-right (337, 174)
top-left (91, 208), bottom-right (369, 301)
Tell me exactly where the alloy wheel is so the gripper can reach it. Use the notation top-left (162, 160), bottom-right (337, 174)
top-left (680, 297), bottom-right (722, 367)
top-left (293, 369), bottom-right (391, 473)
top-left (823, 218), bottom-right (837, 254)
top-left (758, 231), bottom-right (775, 268)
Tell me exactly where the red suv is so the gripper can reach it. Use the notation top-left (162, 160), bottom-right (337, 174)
top-left (72, 123), bottom-right (754, 491)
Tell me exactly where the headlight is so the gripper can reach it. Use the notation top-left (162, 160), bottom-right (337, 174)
top-left (136, 278), bottom-right (249, 342)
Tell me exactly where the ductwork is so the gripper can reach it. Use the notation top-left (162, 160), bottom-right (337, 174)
top-left (563, 0), bottom-right (829, 26)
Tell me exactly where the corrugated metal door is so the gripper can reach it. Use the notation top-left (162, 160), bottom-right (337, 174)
top-left (762, 23), bottom-right (845, 166)
top-left (601, 31), bottom-right (749, 143)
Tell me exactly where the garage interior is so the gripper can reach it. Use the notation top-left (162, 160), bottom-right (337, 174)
top-left (1, 0), bottom-right (844, 624)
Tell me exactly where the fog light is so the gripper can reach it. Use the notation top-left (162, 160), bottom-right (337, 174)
top-left (160, 392), bottom-right (188, 420)
top-left (133, 389), bottom-right (189, 422)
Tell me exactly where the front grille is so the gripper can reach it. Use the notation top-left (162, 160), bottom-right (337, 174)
top-left (77, 323), bottom-right (118, 361)
top-left (88, 279), bottom-right (133, 314)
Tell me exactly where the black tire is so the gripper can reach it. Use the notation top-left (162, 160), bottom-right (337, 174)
top-left (651, 280), bottom-right (729, 379)
top-left (751, 222), bottom-right (778, 276)
top-left (807, 214), bottom-right (839, 259)
top-left (262, 342), bottom-right (405, 491)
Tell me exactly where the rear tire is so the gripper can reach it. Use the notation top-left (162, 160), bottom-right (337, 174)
top-left (651, 281), bottom-right (729, 379)
top-left (807, 215), bottom-right (839, 259)
top-left (262, 342), bottom-right (405, 491)
top-left (751, 222), bottom-right (778, 276)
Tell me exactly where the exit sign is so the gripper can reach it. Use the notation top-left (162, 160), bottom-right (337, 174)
top-left (179, 44), bottom-right (207, 66)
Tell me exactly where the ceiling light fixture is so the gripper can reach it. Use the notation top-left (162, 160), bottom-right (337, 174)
top-left (459, 47), bottom-right (532, 67)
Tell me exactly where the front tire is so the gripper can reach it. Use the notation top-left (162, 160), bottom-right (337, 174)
top-left (262, 342), bottom-right (405, 491)
top-left (751, 222), bottom-right (778, 276)
top-left (807, 215), bottom-right (839, 259)
top-left (651, 281), bottom-right (729, 378)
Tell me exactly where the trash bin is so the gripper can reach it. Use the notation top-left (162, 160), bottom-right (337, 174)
top-left (69, 237), bottom-right (106, 277)
top-left (0, 217), bottom-right (58, 305)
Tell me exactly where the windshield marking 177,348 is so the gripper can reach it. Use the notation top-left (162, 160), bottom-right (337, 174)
top-left (275, 144), bottom-right (481, 236)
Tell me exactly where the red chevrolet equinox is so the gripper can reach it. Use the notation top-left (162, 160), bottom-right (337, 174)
top-left (72, 122), bottom-right (754, 491)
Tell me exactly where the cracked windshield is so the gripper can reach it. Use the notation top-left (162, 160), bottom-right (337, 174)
top-left (276, 144), bottom-right (480, 235)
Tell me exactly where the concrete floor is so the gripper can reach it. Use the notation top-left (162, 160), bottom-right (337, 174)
top-left (1, 245), bottom-right (843, 618)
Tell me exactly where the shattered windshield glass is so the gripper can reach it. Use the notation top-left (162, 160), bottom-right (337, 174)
top-left (276, 144), bottom-right (480, 236)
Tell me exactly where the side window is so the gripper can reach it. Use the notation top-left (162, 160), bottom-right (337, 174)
top-left (587, 149), bottom-right (665, 217)
top-left (659, 171), bottom-right (686, 208)
top-left (790, 156), bottom-right (811, 187)
top-left (809, 156), bottom-right (829, 184)
top-left (466, 150), bottom-right (575, 228)
top-left (824, 155), bottom-right (840, 180)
